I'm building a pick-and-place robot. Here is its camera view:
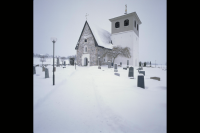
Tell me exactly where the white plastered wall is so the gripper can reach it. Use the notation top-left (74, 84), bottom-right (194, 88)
top-left (111, 30), bottom-right (139, 67)
top-left (82, 54), bottom-right (90, 66)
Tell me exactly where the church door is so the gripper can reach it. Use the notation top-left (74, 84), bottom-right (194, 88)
top-left (84, 57), bottom-right (88, 66)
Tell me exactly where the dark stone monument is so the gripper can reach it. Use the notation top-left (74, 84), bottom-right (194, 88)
top-left (137, 74), bottom-right (145, 89)
top-left (111, 63), bottom-right (113, 67)
top-left (114, 64), bottom-right (118, 72)
top-left (150, 77), bottom-right (160, 81)
top-left (114, 73), bottom-right (120, 76)
top-left (128, 67), bottom-right (134, 77)
top-left (123, 67), bottom-right (127, 70)
top-left (45, 68), bottom-right (49, 78)
top-left (120, 62), bottom-right (122, 66)
top-left (139, 70), bottom-right (145, 76)
top-left (57, 58), bottom-right (60, 67)
top-left (33, 66), bottom-right (36, 74)
top-left (64, 61), bottom-right (66, 66)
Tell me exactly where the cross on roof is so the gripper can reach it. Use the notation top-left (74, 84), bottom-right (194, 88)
top-left (85, 13), bottom-right (89, 20)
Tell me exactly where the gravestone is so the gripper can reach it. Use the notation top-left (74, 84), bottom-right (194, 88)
top-left (150, 77), bottom-right (160, 81)
top-left (33, 66), bottom-right (36, 74)
top-left (114, 73), bottom-right (120, 76)
top-left (111, 63), bottom-right (113, 67)
top-left (137, 74), bottom-right (145, 89)
top-left (127, 60), bottom-right (129, 68)
top-left (64, 61), bottom-right (66, 66)
top-left (57, 58), bottom-right (60, 67)
top-left (45, 68), bottom-right (49, 78)
top-left (114, 64), bottom-right (118, 72)
top-left (123, 67), bottom-right (127, 70)
top-left (128, 67), bottom-right (134, 77)
top-left (139, 70), bottom-right (145, 76)
top-left (120, 62), bottom-right (122, 66)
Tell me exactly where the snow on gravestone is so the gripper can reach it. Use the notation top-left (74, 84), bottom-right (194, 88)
top-left (139, 70), bottom-right (145, 76)
top-left (137, 74), bottom-right (145, 89)
top-left (45, 68), bottom-right (49, 78)
top-left (128, 67), bottom-right (134, 77)
top-left (114, 64), bottom-right (118, 72)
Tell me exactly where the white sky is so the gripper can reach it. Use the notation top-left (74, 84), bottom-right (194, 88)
top-left (33, 0), bottom-right (166, 64)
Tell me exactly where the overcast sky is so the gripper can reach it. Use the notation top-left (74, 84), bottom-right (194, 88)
top-left (34, 0), bottom-right (166, 64)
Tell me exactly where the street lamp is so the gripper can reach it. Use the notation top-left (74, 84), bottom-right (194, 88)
top-left (51, 37), bottom-right (57, 85)
top-left (98, 56), bottom-right (101, 69)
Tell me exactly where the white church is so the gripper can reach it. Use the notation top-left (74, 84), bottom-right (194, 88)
top-left (75, 8), bottom-right (142, 67)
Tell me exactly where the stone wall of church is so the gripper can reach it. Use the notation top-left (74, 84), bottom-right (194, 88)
top-left (76, 23), bottom-right (98, 66)
top-left (76, 22), bottom-right (111, 66)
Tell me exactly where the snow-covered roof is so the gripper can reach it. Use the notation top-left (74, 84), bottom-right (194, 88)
top-left (87, 21), bottom-right (113, 49)
top-left (75, 21), bottom-right (113, 50)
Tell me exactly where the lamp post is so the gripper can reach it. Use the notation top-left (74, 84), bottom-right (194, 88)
top-left (51, 37), bottom-right (57, 85)
top-left (98, 56), bottom-right (101, 69)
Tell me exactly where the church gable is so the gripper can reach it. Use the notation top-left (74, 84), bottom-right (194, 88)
top-left (76, 22), bottom-right (98, 66)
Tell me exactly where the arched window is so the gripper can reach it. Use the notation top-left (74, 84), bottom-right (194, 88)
top-left (84, 46), bottom-right (88, 53)
top-left (124, 19), bottom-right (129, 26)
top-left (134, 21), bottom-right (136, 28)
top-left (115, 22), bottom-right (120, 28)
top-left (85, 39), bottom-right (87, 42)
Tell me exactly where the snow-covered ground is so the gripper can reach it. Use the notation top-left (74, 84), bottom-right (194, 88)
top-left (34, 58), bottom-right (166, 133)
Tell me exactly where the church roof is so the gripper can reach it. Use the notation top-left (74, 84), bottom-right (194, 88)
top-left (75, 21), bottom-right (113, 50)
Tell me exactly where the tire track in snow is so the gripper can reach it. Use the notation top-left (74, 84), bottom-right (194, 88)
top-left (90, 69), bottom-right (143, 133)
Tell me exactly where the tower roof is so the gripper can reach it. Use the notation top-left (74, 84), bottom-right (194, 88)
top-left (109, 12), bottom-right (142, 24)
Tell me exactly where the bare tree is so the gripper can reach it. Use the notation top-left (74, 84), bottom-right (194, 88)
top-left (105, 46), bottom-right (131, 65)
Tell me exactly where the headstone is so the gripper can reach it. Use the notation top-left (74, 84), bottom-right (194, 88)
top-left (111, 63), bottom-right (113, 67)
top-left (123, 67), bottom-right (127, 70)
top-left (33, 66), bottom-right (36, 74)
top-left (128, 67), bottom-right (134, 77)
top-left (45, 68), bottom-right (49, 78)
top-left (57, 58), bottom-right (60, 67)
top-left (150, 77), bottom-right (160, 81)
top-left (114, 73), bottom-right (120, 76)
top-left (137, 74), bottom-right (145, 89)
top-left (120, 62), bottom-right (122, 66)
top-left (64, 61), bottom-right (66, 66)
top-left (114, 64), bottom-right (118, 72)
top-left (139, 70), bottom-right (145, 76)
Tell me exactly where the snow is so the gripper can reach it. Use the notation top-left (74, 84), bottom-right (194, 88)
top-left (87, 21), bottom-right (113, 49)
top-left (34, 59), bottom-right (166, 133)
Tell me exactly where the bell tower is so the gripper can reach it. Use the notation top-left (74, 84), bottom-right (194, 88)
top-left (109, 7), bottom-right (142, 66)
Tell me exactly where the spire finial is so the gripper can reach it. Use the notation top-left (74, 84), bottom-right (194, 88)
top-left (85, 13), bottom-right (89, 20)
top-left (125, 4), bottom-right (127, 14)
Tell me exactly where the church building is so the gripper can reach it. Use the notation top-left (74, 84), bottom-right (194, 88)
top-left (75, 8), bottom-right (142, 67)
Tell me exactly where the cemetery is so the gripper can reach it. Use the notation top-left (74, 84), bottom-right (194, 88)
top-left (34, 56), bottom-right (166, 133)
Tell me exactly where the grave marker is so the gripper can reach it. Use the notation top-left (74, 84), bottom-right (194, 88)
top-left (45, 68), bottom-right (49, 78)
top-left (137, 74), bottom-right (145, 89)
top-left (128, 67), bottom-right (134, 77)
top-left (114, 64), bottom-right (118, 72)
